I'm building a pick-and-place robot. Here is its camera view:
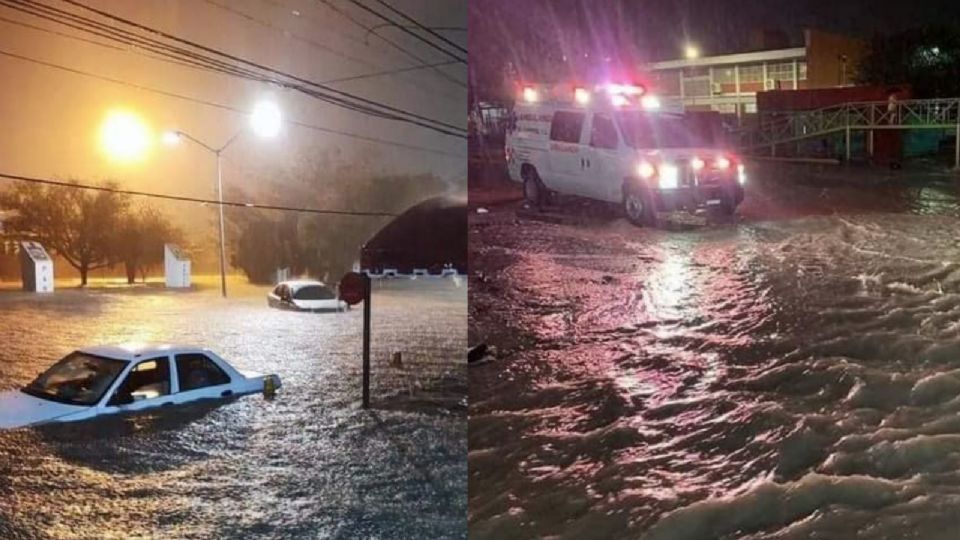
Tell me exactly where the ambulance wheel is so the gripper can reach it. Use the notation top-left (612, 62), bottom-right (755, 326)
top-left (523, 170), bottom-right (545, 210)
top-left (623, 187), bottom-right (656, 227)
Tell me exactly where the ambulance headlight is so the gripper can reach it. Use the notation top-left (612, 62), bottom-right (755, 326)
top-left (658, 164), bottom-right (679, 189)
top-left (574, 87), bottom-right (591, 105)
top-left (641, 95), bottom-right (661, 110)
top-left (637, 161), bottom-right (656, 180)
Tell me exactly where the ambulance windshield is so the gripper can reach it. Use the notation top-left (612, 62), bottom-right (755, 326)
top-left (616, 113), bottom-right (713, 149)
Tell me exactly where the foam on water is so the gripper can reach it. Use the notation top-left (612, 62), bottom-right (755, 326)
top-left (471, 210), bottom-right (960, 538)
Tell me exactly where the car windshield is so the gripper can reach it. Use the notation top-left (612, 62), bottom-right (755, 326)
top-left (616, 112), bottom-right (713, 149)
top-left (293, 285), bottom-right (336, 300)
top-left (22, 352), bottom-right (127, 406)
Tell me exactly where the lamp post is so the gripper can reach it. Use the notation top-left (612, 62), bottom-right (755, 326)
top-left (163, 101), bottom-right (282, 298)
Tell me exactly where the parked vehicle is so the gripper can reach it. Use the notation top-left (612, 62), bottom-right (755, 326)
top-left (267, 280), bottom-right (347, 312)
top-left (505, 82), bottom-right (747, 226)
top-left (0, 343), bottom-right (281, 429)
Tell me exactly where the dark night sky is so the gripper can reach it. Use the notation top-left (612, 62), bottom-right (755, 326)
top-left (633, 0), bottom-right (960, 59)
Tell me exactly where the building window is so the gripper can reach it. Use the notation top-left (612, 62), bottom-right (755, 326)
top-left (738, 65), bottom-right (763, 83)
top-left (798, 61), bottom-right (808, 80)
top-left (713, 67), bottom-right (736, 84)
top-left (768, 62), bottom-right (794, 83)
top-left (683, 77), bottom-right (711, 97)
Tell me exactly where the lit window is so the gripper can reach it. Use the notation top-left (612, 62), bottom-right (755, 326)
top-left (738, 65), bottom-right (763, 83)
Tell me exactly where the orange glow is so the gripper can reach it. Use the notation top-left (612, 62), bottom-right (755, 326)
top-left (100, 109), bottom-right (151, 163)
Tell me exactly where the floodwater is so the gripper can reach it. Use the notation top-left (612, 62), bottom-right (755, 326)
top-left (469, 169), bottom-right (960, 539)
top-left (0, 276), bottom-right (466, 539)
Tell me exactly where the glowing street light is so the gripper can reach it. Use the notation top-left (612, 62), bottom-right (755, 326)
top-left (100, 109), bottom-right (151, 162)
top-left (684, 44), bottom-right (701, 60)
top-left (163, 99), bottom-right (282, 298)
top-left (250, 100), bottom-right (282, 138)
top-left (161, 130), bottom-right (182, 146)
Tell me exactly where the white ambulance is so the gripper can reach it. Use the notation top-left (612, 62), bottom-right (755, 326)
top-left (505, 82), bottom-right (746, 226)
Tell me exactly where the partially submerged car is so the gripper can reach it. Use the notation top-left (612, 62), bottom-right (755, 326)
top-left (267, 280), bottom-right (348, 312)
top-left (0, 343), bottom-right (281, 430)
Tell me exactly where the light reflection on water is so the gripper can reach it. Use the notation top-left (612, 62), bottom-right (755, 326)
top-left (0, 276), bottom-right (466, 539)
top-left (470, 208), bottom-right (960, 539)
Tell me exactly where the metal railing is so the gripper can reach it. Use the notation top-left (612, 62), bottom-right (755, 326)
top-left (734, 98), bottom-right (960, 167)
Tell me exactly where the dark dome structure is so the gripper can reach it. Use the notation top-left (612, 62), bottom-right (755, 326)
top-left (360, 195), bottom-right (466, 275)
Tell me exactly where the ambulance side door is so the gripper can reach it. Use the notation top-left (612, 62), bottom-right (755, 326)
top-left (546, 110), bottom-right (588, 195)
top-left (584, 112), bottom-right (623, 203)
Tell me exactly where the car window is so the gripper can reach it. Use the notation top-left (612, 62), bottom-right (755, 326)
top-left (22, 352), bottom-right (127, 406)
top-left (293, 285), bottom-right (336, 300)
top-left (590, 114), bottom-right (619, 149)
top-left (107, 357), bottom-right (171, 406)
top-left (176, 354), bottom-right (232, 391)
top-left (549, 111), bottom-right (585, 143)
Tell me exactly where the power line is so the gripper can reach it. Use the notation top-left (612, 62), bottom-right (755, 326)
top-left (54, 0), bottom-right (467, 137)
top-left (0, 172), bottom-right (399, 217)
top-left (0, 48), bottom-right (465, 160)
top-left (0, 13), bottom-right (260, 76)
top-left (319, 59), bottom-right (460, 84)
top-left (2, 0), bottom-right (462, 135)
top-left (1, 0), bottom-right (281, 84)
top-left (4, 0), bottom-right (416, 122)
top-left (347, 0), bottom-right (466, 64)
top-left (315, 0), bottom-right (466, 89)
top-left (197, 0), bottom-right (463, 102)
top-left (371, 0), bottom-right (467, 56)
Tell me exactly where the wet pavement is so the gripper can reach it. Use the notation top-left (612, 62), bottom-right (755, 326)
top-left (469, 165), bottom-right (960, 539)
top-left (0, 276), bottom-right (466, 539)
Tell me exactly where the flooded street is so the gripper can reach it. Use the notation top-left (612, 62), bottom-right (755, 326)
top-left (0, 277), bottom-right (466, 539)
top-left (469, 168), bottom-right (960, 539)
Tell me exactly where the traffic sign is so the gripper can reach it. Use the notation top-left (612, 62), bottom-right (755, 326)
top-left (339, 271), bottom-right (367, 306)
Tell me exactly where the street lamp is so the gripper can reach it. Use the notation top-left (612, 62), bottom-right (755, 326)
top-left (163, 100), bottom-right (282, 298)
top-left (684, 44), bottom-right (700, 60)
top-left (101, 109), bottom-right (151, 163)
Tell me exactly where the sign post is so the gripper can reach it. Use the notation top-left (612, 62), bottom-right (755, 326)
top-left (362, 274), bottom-right (371, 409)
top-left (339, 271), bottom-right (371, 408)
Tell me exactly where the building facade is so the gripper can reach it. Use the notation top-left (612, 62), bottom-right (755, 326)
top-left (646, 29), bottom-right (866, 120)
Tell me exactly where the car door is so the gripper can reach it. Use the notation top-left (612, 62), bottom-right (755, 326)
top-left (585, 113), bottom-right (624, 203)
top-left (170, 352), bottom-right (235, 404)
top-left (100, 356), bottom-right (175, 414)
top-left (546, 110), bottom-right (588, 195)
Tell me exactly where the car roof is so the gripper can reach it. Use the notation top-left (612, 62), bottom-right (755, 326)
top-left (77, 343), bottom-right (210, 361)
top-left (279, 279), bottom-right (329, 290)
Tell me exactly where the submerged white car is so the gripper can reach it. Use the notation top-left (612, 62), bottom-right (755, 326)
top-left (0, 343), bottom-right (281, 430)
top-left (267, 280), bottom-right (348, 312)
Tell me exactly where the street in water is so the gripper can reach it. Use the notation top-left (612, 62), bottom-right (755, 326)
top-left (0, 276), bottom-right (466, 539)
top-left (469, 165), bottom-right (960, 539)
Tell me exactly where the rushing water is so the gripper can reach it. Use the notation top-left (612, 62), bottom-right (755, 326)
top-left (0, 277), bottom-right (466, 539)
top-left (469, 175), bottom-right (960, 539)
